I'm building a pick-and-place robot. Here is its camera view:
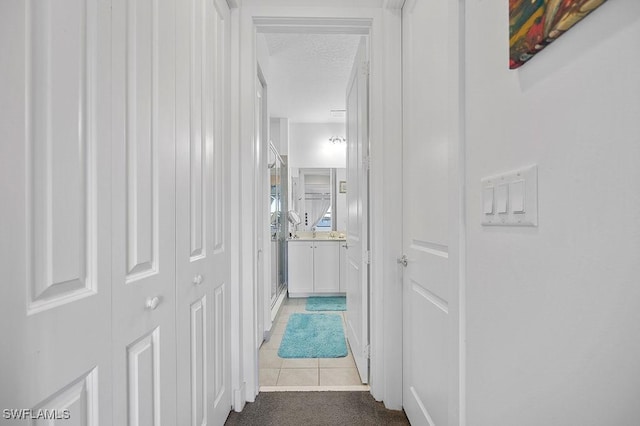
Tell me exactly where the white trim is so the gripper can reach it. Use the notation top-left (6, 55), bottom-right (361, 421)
top-left (260, 385), bottom-right (371, 392)
top-left (229, 5), bottom-right (403, 410)
top-left (447, 0), bottom-right (467, 424)
top-left (228, 5), bottom-right (248, 412)
top-left (369, 4), bottom-right (403, 410)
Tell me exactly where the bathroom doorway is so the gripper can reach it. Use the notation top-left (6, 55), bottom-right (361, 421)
top-left (255, 26), bottom-right (370, 389)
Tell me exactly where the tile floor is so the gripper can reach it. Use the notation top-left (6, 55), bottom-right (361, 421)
top-left (259, 296), bottom-right (365, 388)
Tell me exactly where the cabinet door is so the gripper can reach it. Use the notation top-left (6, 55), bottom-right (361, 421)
top-left (288, 242), bottom-right (314, 294)
top-left (313, 242), bottom-right (340, 293)
top-left (339, 242), bottom-right (348, 293)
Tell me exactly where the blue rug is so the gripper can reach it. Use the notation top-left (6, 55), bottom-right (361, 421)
top-left (278, 313), bottom-right (348, 358)
top-left (305, 296), bottom-right (346, 311)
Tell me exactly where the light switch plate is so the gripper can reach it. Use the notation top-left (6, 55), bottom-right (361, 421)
top-left (481, 165), bottom-right (538, 227)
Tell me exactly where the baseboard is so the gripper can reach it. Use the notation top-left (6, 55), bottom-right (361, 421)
top-left (288, 292), bottom-right (346, 298)
top-left (233, 383), bottom-right (246, 412)
top-left (271, 291), bottom-right (287, 322)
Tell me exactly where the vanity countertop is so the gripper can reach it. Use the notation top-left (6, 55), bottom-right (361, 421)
top-left (289, 231), bottom-right (346, 241)
top-left (288, 237), bottom-right (346, 242)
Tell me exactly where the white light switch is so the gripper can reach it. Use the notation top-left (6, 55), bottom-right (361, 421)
top-left (496, 184), bottom-right (508, 214)
top-left (510, 180), bottom-right (525, 213)
top-left (481, 165), bottom-right (537, 227)
top-left (483, 187), bottom-right (494, 214)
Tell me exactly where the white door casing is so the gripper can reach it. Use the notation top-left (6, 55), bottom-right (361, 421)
top-left (175, 0), bottom-right (232, 425)
top-left (0, 0), bottom-right (113, 423)
top-left (255, 73), bottom-right (268, 346)
top-left (345, 36), bottom-right (370, 385)
top-left (111, 0), bottom-right (177, 422)
top-left (233, 8), bottom-right (404, 406)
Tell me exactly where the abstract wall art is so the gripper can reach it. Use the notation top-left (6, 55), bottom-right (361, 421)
top-left (509, 0), bottom-right (608, 69)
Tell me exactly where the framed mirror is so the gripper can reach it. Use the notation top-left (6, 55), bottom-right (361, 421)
top-left (290, 167), bottom-right (346, 233)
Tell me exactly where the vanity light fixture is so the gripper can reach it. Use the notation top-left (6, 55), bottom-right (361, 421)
top-left (328, 136), bottom-right (347, 144)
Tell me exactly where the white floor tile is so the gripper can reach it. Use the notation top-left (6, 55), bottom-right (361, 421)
top-left (277, 368), bottom-right (318, 386)
top-left (259, 349), bottom-right (283, 369)
top-left (281, 357), bottom-right (319, 369)
top-left (319, 368), bottom-right (362, 386)
top-left (318, 353), bottom-right (356, 369)
top-left (259, 369), bottom-right (280, 386)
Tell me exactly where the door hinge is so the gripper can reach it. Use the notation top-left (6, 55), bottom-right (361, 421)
top-left (364, 250), bottom-right (371, 265)
top-left (364, 344), bottom-right (371, 359)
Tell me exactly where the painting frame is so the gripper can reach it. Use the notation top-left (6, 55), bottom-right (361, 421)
top-left (509, 0), bottom-right (609, 69)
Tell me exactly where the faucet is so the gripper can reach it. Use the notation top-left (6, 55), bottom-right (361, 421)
top-left (312, 226), bottom-right (316, 238)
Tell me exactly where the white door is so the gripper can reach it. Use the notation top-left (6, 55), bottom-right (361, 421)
top-left (401, 3), bottom-right (451, 423)
top-left (111, 0), bottom-right (178, 422)
top-left (345, 37), bottom-right (369, 384)
top-left (176, 0), bottom-right (231, 424)
top-left (0, 0), bottom-right (113, 421)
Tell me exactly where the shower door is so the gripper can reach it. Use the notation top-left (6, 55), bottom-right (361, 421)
top-left (269, 143), bottom-right (287, 306)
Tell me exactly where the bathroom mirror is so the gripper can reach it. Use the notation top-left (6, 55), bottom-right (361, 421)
top-left (291, 167), bottom-right (346, 232)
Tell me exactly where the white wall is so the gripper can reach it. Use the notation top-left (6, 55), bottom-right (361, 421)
top-left (465, 1), bottom-right (640, 425)
top-left (289, 122), bottom-right (346, 169)
top-left (270, 117), bottom-right (289, 156)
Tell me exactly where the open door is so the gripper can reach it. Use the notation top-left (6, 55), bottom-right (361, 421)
top-left (345, 37), bottom-right (369, 384)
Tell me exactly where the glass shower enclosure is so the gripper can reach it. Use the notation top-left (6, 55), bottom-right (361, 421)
top-left (269, 143), bottom-right (287, 307)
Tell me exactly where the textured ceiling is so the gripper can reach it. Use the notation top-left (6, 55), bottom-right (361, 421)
top-left (261, 33), bottom-right (362, 123)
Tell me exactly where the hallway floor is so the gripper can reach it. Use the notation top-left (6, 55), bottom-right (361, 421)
top-left (225, 391), bottom-right (409, 425)
top-left (259, 296), bottom-right (366, 389)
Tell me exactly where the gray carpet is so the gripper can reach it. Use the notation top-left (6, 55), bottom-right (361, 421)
top-left (225, 391), bottom-right (410, 426)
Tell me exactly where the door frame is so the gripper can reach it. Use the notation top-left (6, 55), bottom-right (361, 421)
top-left (228, 2), bottom-right (404, 410)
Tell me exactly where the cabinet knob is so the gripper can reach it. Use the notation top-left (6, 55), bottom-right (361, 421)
top-left (193, 274), bottom-right (204, 285)
top-left (145, 296), bottom-right (161, 310)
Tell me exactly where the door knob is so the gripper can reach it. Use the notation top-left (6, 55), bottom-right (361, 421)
top-left (397, 255), bottom-right (408, 267)
top-left (193, 275), bottom-right (204, 285)
top-left (145, 296), bottom-right (161, 310)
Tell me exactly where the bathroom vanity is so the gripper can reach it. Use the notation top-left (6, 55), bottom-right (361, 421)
top-left (287, 238), bottom-right (347, 297)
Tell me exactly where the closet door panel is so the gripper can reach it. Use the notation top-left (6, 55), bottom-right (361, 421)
top-left (0, 0), bottom-right (113, 422)
top-left (175, 0), bottom-right (210, 423)
top-left (111, 0), bottom-right (177, 423)
top-left (176, 0), bottom-right (231, 424)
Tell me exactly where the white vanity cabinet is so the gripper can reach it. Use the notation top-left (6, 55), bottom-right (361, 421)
top-left (288, 241), bottom-right (314, 294)
top-left (288, 240), bottom-right (342, 297)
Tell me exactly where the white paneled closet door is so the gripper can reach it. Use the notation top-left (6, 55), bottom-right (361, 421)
top-left (175, 0), bottom-right (231, 425)
top-left (0, 0), bottom-right (113, 423)
top-left (111, 0), bottom-right (178, 424)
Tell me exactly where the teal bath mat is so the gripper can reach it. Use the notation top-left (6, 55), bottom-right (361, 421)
top-left (305, 296), bottom-right (346, 311)
top-left (278, 313), bottom-right (348, 358)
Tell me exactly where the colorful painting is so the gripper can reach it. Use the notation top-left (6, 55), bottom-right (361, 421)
top-left (509, 0), bottom-right (608, 69)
